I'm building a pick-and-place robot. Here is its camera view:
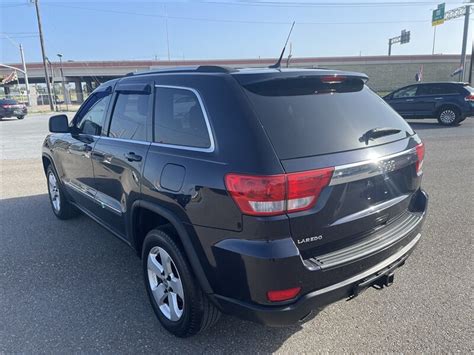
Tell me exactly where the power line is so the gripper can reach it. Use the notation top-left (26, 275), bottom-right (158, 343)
top-left (197, 0), bottom-right (465, 8)
top-left (42, 3), bottom-right (464, 26)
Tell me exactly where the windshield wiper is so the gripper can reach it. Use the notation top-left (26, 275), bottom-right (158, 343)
top-left (359, 127), bottom-right (402, 144)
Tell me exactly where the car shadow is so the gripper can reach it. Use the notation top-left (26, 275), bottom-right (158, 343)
top-left (0, 194), bottom-right (304, 352)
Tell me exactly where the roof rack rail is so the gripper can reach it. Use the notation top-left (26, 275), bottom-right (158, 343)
top-left (126, 65), bottom-right (235, 77)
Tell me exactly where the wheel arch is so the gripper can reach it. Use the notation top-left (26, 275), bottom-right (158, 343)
top-left (42, 153), bottom-right (54, 175)
top-left (436, 103), bottom-right (461, 116)
top-left (130, 200), bottom-right (213, 294)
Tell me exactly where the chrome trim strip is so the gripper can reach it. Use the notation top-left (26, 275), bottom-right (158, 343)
top-left (64, 180), bottom-right (122, 215)
top-left (99, 136), bottom-right (150, 146)
top-left (330, 194), bottom-right (410, 226)
top-left (329, 147), bottom-right (418, 186)
top-left (153, 85), bottom-right (215, 153)
top-left (309, 233), bottom-right (421, 296)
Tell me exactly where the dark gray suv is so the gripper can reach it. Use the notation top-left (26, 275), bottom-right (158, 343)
top-left (42, 66), bottom-right (428, 337)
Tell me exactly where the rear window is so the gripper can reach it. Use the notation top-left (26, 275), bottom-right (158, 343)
top-left (417, 84), bottom-right (461, 95)
top-left (239, 76), bottom-right (414, 159)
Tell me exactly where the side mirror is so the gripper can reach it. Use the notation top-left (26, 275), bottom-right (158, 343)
top-left (49, 114), bottom-right (70, 133)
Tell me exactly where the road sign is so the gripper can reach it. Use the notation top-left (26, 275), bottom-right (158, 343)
top-left (432, 3), bottom-right (445, 26)
top-left (400, 30), bottom-right (411, 44)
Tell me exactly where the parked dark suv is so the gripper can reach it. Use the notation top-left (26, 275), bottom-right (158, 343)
top-left (384, 82), bottom-right (474, 126)
top-left (42, 66), bottom-right (428, 337)
top-left (0, 98), bottom-right (27, 120)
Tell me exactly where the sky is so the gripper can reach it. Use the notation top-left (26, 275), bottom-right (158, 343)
top-left (0, 0), bottom-right (473, 64)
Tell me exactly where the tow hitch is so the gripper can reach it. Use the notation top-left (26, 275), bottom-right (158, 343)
top-left (348, 255), bottom-right (407, 300)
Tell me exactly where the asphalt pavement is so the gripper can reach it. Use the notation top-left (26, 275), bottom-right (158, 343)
top-left (0, 114), bottom-right (473, 352)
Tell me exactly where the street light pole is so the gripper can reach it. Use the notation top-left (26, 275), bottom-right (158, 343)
top-left (460, 3), bottom-right (471, 81)
top-left (33, 0), bottom-right (54, 110)
top-left (1, 34), bottom-right (32, 106)
top-left (57, 53), bottom-right (69, 111)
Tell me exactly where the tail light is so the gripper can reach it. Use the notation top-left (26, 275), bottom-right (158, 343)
top-left (465, 94), bottom-right (474, 101)
top-left (320, 75), bottom-right (346, 84)
top-left (225, 167), bottom-right (334, 216)
top-left (2, 104), bottom-right (12, 108)
top-left (267, 287), bottom-right (301, 302)
top-left (415, 142), bottom-right (425, 176)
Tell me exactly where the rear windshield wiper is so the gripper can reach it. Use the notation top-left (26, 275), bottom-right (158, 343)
top-left (359, 127), bottom-right (402, 144)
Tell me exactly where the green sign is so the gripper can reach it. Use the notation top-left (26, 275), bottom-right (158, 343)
top-left (432, 3), bottom-right (445, 26)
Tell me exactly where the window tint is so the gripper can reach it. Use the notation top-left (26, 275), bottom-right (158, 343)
top-left (76, 92), bottom-right (111, 135)
top-left (393, 86), bottom-right (418, 98)
top-left (109, 93), bottom-right (150, 141)
top-left (417, 84), bottom-right (460, 96)
top-left (154, 87), bottom-right (211, 149)
top-left (241, 84), bottom-right (413, 159)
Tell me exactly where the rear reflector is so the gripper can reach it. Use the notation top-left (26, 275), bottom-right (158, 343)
top-left (225, 167), bottom-right (334, 216)
top-left (267, 287), bottom-right (301, 302)
top-left (415, 142), bottom-right (425, 176)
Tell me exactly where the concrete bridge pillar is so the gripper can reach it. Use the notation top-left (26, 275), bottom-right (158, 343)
top-left (74, 78), bottom-right (84, 103)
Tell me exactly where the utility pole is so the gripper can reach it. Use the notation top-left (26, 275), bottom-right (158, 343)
top-left (1, 34), bottom-right (32, 106)
top-left (32, 0), bottom-right (54, 110)
top-left (18, 44), bottom-right (31, 106)
top-left (469, 40), bottom-right (474, 85)
top-left (45, 57), bottom-right (57, 111)
top-left (459, 2), bottom-right (471, 81)
top-left (57, 53), bottom-right (69, 111)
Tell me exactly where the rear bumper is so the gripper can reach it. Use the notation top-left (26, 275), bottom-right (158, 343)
top-left (214, 232), bottom-right (420, 326)
top-left (210, 189), bottom-right (428, 326)
top-left (0, 108), bottom-right (27, 117)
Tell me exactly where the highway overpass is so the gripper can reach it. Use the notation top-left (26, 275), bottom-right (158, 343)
top-left (1, 54), bottom-right (472, 103)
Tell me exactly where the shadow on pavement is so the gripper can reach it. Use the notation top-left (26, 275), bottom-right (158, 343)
top-left (0, 194), bottom-right (303, 352)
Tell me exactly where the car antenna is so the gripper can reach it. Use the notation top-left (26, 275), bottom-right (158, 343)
top-left (269, 21), bottom-right (295, 69)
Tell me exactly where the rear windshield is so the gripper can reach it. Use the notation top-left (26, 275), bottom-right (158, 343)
top-left (239, 76), bottom-right (414, 159)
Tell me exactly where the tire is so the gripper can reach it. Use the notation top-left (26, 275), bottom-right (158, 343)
top-left (17, 116), bottom-right (25, 120)
top-left (437, 107), bottom-right (461, 126)
top-left (142, 229), bottom-right (220, 337)
top-left (46, 165), bottom-right (78, 219)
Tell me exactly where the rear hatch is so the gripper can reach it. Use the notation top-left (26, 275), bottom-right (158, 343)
top-left (233, 70), bottom-right (424, 260)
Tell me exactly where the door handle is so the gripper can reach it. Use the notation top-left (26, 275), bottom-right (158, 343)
top-left (434, 97), bottom-right (443, 100)
top-left (406, 99), bottom-right (414, 102)
top-left (125, 152), bottom-right (142, 162)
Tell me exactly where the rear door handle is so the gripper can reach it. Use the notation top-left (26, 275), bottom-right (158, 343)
top-left (125, 152), bottom-right (142, 162)
top-left (434, 97), bottom-right (443, 100)
top-left (405, 99), bottom-right (414, 102)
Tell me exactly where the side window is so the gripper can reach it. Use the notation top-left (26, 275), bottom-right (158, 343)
top-left (154, 87), bottom-right (211, 149)
top-left (393, 86), bottom-right (418, 99)
top-left (75, 92), bottom-right (111, 135)
top-left (108, 93), bottom-right (150, 141)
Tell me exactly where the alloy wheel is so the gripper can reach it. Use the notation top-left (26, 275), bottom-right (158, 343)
top-left (147, 246), bottom-right (185, 321)
top-left (439, 109), bottom-right (456, 124)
